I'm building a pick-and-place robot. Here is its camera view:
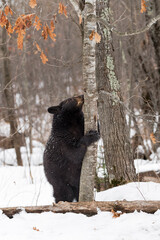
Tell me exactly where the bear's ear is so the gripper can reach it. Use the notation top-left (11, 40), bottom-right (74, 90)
top-left (48, 106), bottom-right (61, 114)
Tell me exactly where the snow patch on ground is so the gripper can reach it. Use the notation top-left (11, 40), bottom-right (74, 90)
top-left (0, 164), bottom-right (160, 239)
top-left (0, 166), bottom-right (53, 207)
top-left (0, 206), bottom-right (160, 240)
top-left (134, 159), bottom-right (160, 173)
top-left (96, 182), bottom-right (160, 201)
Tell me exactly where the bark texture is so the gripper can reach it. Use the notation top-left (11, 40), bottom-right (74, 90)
top-left (96, 0), bottom-right (136, 185)
top-left (1, 22), bottom-right (23, 166)
top-left (79, 0), bottom-right (99, 201)
top-left (1, 201), bottom-right (160, 218)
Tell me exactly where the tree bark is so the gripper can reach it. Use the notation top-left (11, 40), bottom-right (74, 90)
top-left (96, 0), bottom-right (136, 186)
top-left (1, 20), bottom-right (23, 166)
top-left (1, 201), bottom-right (160, 218)
top-left (79, 0), bottom-right (99, 201)
top-left (145, 0), bottom-right (160, 150)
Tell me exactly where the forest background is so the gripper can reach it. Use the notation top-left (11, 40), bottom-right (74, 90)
top-left (0, 0), bottom-right (160, 201)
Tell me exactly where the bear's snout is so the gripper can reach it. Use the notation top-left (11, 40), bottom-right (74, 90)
top-left (75, 95), bottom-right (84, 106)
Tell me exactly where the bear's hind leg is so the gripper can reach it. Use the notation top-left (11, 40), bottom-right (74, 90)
top-left (71, 185), bottom-right (79, 202)
top-left (53, 181), bottom-right (75, 203)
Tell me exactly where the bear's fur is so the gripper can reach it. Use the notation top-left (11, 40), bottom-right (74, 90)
top-left (43, 95), bottom-right (99, 203)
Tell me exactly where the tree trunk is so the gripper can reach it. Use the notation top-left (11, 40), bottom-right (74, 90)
top-left (1, 15), bottom-right (23, 166)
top-left (145, 0), bottom-right (160, 150)
top-left (79, 0), bottom-right (99, 201)
top-left (96, 0), bottom-right (136, 186)
top-left (1, 201), bottom-right (160, 218)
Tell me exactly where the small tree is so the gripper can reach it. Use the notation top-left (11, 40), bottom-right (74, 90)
top-left (70, 0), bottom-right (99, 201)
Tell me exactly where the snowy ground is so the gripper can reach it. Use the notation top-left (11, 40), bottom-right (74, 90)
top-left (0, 135), bottom-right (160, 239)
top-left (1, 208), bottom-right (160, 240)
top-left (0, 165), bottom-right (160, 239)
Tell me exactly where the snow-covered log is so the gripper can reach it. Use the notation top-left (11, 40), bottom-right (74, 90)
top-left (1, 201), bottom-right (160, 218)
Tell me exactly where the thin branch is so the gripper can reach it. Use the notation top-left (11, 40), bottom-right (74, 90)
top-left (97, 14), bottom-right (160, 36)
top-left (69, 0), bottom-right (81, 16)
top-left (99, 90), bottom-right (160, 122)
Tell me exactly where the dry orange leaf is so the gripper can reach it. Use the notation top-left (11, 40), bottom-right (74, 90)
top-left (141, 0), bottom-right (147, 13)
top-left (50, 20), bottom-right (55, 32)
top-left (34, 41), bottom-right (48, 64)
top-left (150, 133), bottom-right (156, 144)
top-left (6, 21), bottom-right (14, 36)
top-left (40, 51), bottom-right (48, 64)
top-left (42, 25), bottom-right (48, 40)
top-left (14, 14), bottom-right (34, 32)
top-left (0, 12), bottom-right (8, 27)
top-left (47, 24), bottom-right (56, 42)
top-left (89, 30), bottom-right (101, 43)
top-left (89, 30), bottom-right (95, 41)
top-left (29, 0), bottom-right (37, 9)
top-left (14, 14), bottom-right (34, 50)
top-left (42, 24), bottom-right (56, 42)
top-left (33, 227), bottom-right (40, 231)
top-left (33, 16), bottom-right (42, 31)
top-left (59, 3), bottom-right (68, 18)
top-left (4, 6), bottom-right (13, 16)
top-left (79, 15), bottom-right (82, 25)
top-left (94, 32), bottom-right (101, 43)
top-left (111, 209), bottom-right (122, 218)
top-left (35, 42), bottom-right (41, 52)
top-left (17, 31), bottom-right (24, 50)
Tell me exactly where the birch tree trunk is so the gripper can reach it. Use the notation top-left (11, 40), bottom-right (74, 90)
top-left (79, 0), bottom-right (98, 201)
top-left (96, 0), bottom-right (136, 185)
top-left (69, 0), bottom-right (98, 201)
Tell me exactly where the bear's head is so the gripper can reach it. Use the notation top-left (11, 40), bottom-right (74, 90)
top-left (48, 95), bottom-right (84, 115)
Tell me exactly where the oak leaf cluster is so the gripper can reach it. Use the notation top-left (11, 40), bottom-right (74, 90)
top-left (0, 2), bottom-right (67, 64)
top-left (29, 0), bottom-right (37, 9)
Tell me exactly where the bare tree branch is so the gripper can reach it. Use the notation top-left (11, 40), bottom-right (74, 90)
top-left (69, 0), bottom-right (81, 16)
top-left (98, 14), bottom-right (160, 36)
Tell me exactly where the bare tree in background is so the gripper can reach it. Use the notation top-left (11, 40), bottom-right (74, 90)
top-left (0, 0), bottom-right (160, 193)
top-left (0, 0), bottom-right (83, 165)
top-left (1, 0), bottom-right (23, 166)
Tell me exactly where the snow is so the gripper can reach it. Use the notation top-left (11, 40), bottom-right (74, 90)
top-left (1, 165), bottom-right (160, 208)
top-left (0, 139), bottom-right (44, 166)
top-left (0, 136), bottom-right (160, 239)
top-left (0, 166), bottom-right (53, 208)
top-left (0, 166), bottom-right (160, 239)
top-left (96, 182), bottom-right (160, 201)
top-left (134, 159), bottom-right (160, 174)
top-left (0, 210), bottom-right (160, 240)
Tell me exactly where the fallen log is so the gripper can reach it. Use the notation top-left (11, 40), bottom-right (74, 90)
top-left (137, 171), bottom-right (160, 183)
top-left (1, 201), bottom-right (160, 218)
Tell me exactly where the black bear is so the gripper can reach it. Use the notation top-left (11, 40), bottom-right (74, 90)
top-left (43, 95), bottom-right (99, 203)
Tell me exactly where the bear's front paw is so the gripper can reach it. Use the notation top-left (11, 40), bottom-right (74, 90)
top-left (86, 130), bottom-right (100, 145)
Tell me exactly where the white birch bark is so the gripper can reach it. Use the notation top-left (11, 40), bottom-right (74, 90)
top-left (69, 0), bottom-right (81, 16)
top-left (69, 0), bottom-right (98, 201)
top-left (79, 0), bottom-right (98, 201)
top-left (70, 0), bottom-right (97, 201)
